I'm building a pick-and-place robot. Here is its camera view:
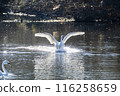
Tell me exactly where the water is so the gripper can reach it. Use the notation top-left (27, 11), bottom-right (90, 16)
top-left (0, 22), bottom-right (120, 80)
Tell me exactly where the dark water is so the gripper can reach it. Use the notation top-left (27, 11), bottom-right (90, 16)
top-left (0, 22), bottom-right (120, 80)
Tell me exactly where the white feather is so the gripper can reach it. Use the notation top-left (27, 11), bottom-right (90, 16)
top-left (35, 32), bottom-right (85, 52)
top-left (35, 33), bottom-right (58, 45)
top-left (63, 32), bottom-right (85, 43)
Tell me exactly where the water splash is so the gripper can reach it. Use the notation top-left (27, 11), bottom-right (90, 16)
top-left (0, 73), bottom-right (16, 80)
top-left (16, 45), bottom-right (82, 53)
top-left (17, 46), bottom-right (55, 52)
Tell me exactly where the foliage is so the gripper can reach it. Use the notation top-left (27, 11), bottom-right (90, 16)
top-left (0, 0), bottom-right (120, 22)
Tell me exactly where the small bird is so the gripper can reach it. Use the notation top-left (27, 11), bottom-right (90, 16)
top-left (35, 32), bottom-right (85, 52)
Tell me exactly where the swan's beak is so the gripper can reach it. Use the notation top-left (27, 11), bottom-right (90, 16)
top-left (8, 62), bottom-right (11, 67)
top-left (8, 61), bottom-right (10, 64)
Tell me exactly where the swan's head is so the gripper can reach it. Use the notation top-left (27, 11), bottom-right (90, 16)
top-left (2, 60), bottom-right (10, 65)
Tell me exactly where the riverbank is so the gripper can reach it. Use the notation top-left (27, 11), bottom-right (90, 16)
top-left (2, 12), bottom-right (75, 23)
top-left (0, 0), bottom-right (120, 23)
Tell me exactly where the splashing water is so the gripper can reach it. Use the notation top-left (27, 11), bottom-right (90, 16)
top-left (16, 45), bottom-right (82, 53)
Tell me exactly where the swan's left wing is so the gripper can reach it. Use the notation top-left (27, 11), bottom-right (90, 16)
top-left (63, 32), bottom-right (85, 43)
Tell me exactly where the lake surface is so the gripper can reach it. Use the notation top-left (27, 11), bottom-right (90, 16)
top-left (0, 22), bottom-right (120, 80)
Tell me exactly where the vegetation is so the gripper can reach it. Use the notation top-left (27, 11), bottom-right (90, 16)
top-left (0, 0), bottom-right (120, 22)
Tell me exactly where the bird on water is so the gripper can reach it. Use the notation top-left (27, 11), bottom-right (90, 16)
top-left (35, 32), bottom-right (85, 52)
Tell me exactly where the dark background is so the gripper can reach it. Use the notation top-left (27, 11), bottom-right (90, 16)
top-left (0, 0), bottom-right (120, 22)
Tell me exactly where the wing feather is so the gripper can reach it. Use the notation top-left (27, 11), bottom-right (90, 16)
top-left (35, 33), bottom-right (58, 45)
top-left (63, 32), bottom-right (85, 43)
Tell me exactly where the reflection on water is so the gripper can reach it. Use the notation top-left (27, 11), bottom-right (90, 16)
top-left (34, 52), bottom-right (84, 80)
top-left (0, 22), bottom-right (120, 80)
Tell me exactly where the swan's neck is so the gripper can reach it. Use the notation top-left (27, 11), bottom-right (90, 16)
top-left (2, 63), bottom-right (8, 74)
top-left (60, 35), bottom-right (63, 42)
top-left (56, 35), bottom-right (65, 50)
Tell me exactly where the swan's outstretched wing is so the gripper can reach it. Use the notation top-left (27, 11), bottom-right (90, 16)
top-left (63, 32), bottom-right (85, 43)
top-left (35, 33), bottom-right (58, 45)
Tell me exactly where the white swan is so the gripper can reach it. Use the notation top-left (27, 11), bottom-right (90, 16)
top-left (0, 60), bottom-right (10, 77)
top-left (35, 32), bottom-right (85, 52)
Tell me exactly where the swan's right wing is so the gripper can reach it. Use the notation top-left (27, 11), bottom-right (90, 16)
top-left (63, 32), bottom-right (85, 43)
top-left (35, 33), bottom-right (58, 45)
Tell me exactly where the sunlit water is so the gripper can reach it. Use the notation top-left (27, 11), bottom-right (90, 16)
top-left (0, 22), bottom-right (120, 80)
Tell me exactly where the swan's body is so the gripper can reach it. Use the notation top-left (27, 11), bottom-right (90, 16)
top-left (35, 32), bottom-right (85, 52)
top-left (0, 60), bottom-right (10, 76)
top-left (0, 60), bottom-right (14, 79)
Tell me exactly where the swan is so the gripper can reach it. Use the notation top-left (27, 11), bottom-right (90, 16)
top-left (35, 32), bottom-right (85, 52)
top-left (0, 60), bottom-right (11, 79)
